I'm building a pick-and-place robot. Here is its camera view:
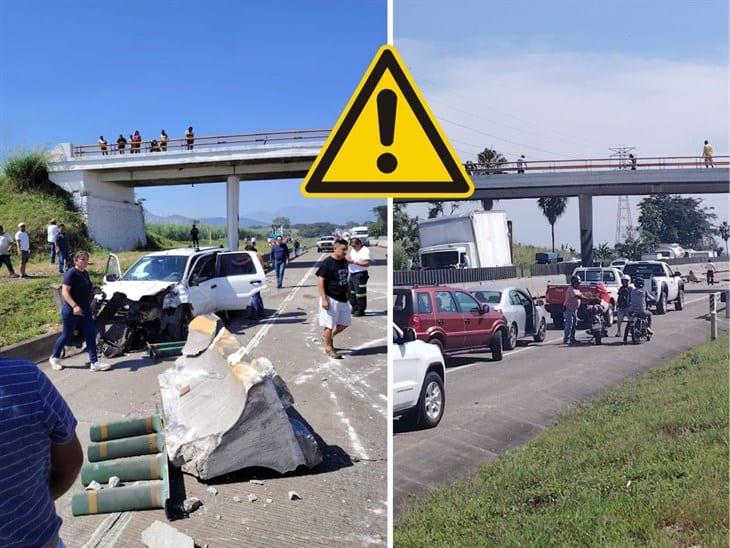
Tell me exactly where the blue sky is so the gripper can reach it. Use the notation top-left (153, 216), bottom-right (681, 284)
top-left (396, 0), bottom-right (729, 247)
top-left (0, 1), bottom-right (386, 224)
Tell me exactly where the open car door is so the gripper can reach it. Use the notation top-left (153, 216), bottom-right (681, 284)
top-left (215, 251), bottom-right (266, 311)
top-left (104, 253), bottom-right (122, 282)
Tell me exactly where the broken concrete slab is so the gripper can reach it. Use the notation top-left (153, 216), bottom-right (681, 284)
top-left (141, 520), bottom-right (194, 548)
top-left (158, 314), bottom-right (322, 480)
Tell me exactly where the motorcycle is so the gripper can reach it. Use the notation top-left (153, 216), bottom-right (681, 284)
top-left (583, 298), bottom-right (608, 344)
top-left (624, 312), bottom-right (651, 344)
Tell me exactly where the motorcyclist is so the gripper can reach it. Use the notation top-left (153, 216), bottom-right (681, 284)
top-left (625, 276), bottom-right (655, 341)
top-left (614, 274), bottom-right (633, 337)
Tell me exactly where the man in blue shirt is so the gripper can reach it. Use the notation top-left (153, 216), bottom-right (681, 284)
top-left (55, 223), bottom-right (71, 274)
top-left (0, 359), bottom-right (82, 547)
top-left (270, 236), bottom-right (290, 289)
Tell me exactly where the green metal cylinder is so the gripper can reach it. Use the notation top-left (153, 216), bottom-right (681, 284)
top-left (72, 481), bottom-right (167, 516)
top-left (89, 415), bottom-right (162, 442)
top-left (81, 453), bottom-right (166, 485)
top-left (87, 433), bottom-right (166, 462)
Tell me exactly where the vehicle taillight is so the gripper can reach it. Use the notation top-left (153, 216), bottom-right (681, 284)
top-left (409, 314), bottom-right (422, 330)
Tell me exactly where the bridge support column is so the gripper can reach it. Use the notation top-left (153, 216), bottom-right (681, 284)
top-left (579, 194), bottom-right (593, 266)
top-left (226, 175), bottom-right (240, 251)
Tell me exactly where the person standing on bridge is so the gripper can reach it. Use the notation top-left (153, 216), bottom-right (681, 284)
top-left (160, 129), bottom-right (169, 151)
top-left (347, 237), bottom-right (371, 317)
top-left (116, 134), bottom-right (127, 154)
top-left (317, 239), bottom-right (351, 359)
top-left (516, 154), bottom-right (526, 174)
top-left (132, 130), bottom-right (142, 153)
top-left (703, 140), bottom-right (714, 168)
top-left (98, 135), bottom-right (108, 155)
top-left (0, 356), bottom-right (83, 548)
top-left (185, 126), bottom-right (195, 150)
top-left (190, 224), bottom-right (200, 248)
top-left (270, 236), bottom-right (290, 289)
top-left (629, 153), bottom-right (637, 170)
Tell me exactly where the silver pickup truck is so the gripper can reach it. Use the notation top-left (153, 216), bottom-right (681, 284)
top-left (622, 261), bottom-right (684, 314)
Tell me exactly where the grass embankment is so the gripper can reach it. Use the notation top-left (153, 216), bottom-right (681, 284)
top-left (395, 335), bottom-right (730, 547)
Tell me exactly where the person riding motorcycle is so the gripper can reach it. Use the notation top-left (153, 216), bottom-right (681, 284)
top-left (625, 276), bottom-right (655, 342)
top-left (614, 274), bottom-right (633, 337)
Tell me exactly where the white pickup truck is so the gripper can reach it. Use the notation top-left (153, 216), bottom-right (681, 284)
top-left (622, 261), bottom-right (684, 314)
top-left (572, 266), bottom-right (624, 315)
top-left (392, 324), bottom-right (446, 428)
top-left (97, 248), bottom-right (266, 352)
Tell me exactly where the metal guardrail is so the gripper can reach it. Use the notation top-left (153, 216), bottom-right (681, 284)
top-left (394, 266), bottom-right (517, 286)
top-left (465, 155), bottom-right (729, 175)
top-left (73, 129), bottom-right (330, 158)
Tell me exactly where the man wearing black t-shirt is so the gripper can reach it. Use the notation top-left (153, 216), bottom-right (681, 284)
top-left (316, 239), bottom-right (351, 359)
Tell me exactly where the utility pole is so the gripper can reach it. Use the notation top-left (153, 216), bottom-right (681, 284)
top-left (610, 145), bottom-right (635, 244)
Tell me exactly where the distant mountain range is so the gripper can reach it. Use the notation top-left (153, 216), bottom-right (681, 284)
top-left (144, 202), bottom-right (381, 227)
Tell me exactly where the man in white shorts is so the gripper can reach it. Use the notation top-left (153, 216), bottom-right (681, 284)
top-left (317, 239), bottom-right (351, 359)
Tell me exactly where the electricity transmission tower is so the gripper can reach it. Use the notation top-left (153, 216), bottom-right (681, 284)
top-left (609, 146), bottom-right (635, 243)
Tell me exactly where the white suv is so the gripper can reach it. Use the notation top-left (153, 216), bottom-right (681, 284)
top-left (392, 324), bottom-right (446, 428)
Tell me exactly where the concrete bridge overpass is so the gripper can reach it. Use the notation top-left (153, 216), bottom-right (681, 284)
top-left (48, 131), bottom-right (728, 260)
top-left (48, 130), bottom-right (326, 250)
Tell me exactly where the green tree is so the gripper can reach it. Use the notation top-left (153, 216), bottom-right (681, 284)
top-left (614, 233), bottom-right (650, 260)
top-left (537, 197), bottom-right (568, 252)
top-left (474, 148), bottom-right (507, 211)
top-left (637, 195), bottom-right (716, 250)
top-left (594, 242), bottom-right (614, 265)
top-left (369, 205), bottom-right (387, 237)
top-left (716, 221), bottom-right (729, 256)
top-left (271, 216), bottom-right (291, 228)
top-left (393, 203), bottom-right (420, 266)
top-left (448, 202), bottom-right (461, 215)
top-left (427, 201), bottom-right (444, 219)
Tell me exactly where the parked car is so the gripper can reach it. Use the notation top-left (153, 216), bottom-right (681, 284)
top-left (610, 258), bottom-right (629, 271)
top-left (571, 266), bottom-right (623, 313)
top-left (316, 235), bottom-right (336, 252)
top-left (392, 324), bottom-right (446, 428)
top-left (470, 287), bottom-right (547, 349)
top-left (393, 284), bottom-right (508, 361)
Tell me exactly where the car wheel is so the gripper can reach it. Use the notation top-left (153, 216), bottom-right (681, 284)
top-left (655, 291), bottom-right (667, 315)
top-left (490, 331), bottom-right (504, 361)
top-left (533, 318), bottom-right (546, 342)
top-left (675, 289), bottom-right (684, 311)
top-left (504, 323), bottom-right (518, 350)
top-left (417, 371), bottom-right (445, 428)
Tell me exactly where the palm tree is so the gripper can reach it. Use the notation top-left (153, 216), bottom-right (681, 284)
top-left (717, 221), bottom-right (730, 257)
top-left (449, 202), bottom-right (461, 215)
top-left (594, 243), bottom-right (614, 265)
top-left (475, 148), bottom-right (507, 212)
top-left (537, 197), bottom-right (569, 252)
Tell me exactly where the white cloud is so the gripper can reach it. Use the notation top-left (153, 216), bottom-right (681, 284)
top-left (398, 39), bottom-right (729, 247)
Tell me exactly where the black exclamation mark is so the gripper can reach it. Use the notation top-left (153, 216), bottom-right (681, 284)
top-left (376, 89), bottom-right (397, 174)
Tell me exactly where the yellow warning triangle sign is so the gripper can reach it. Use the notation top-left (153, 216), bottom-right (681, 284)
top-left (301, 45), bottom-right (474, 198)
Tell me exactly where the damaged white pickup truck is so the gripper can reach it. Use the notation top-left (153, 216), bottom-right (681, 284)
top-left (95, 247), bottom-right (265, 357)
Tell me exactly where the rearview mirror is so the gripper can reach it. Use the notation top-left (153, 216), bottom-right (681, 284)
top-left (403, 328), bottom-right (417, 343)
top-left (479, 303), bottom-right (490, 314)
top-left (104, 273), bottom-right (118, 283)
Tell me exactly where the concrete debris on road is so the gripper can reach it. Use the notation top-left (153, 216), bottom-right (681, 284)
top-left (182, 497), bottom-right (202, 513)
top-left (233, 495), bottom-right (242, 502)
top-left (107, 476), bottom-right (120, 488)
top-left (215, 514), bottom-right (222, 521)
top-left (288, 491), bottom-right (301, 501)
top-left (85, 480), bottom-right (102, 491)
top-left (247, 493), bottom-right (258, 502)
top-left (266, 498), bottom-right (273, 504)
top-left (141, 520), bottom-right (194, 548)
top-left (158, 314), bottom-right (323, 480)
top-left (250, 479), bottom-right (264, 485)
top-left (206, 486), bottom-right (218, 496)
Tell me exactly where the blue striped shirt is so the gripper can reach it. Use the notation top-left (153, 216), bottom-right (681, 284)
top-left (0, 359), bottom-right (77, 548)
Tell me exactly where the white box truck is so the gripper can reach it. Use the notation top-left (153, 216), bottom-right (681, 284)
top-left (418, 211), bottom-right (512, 269)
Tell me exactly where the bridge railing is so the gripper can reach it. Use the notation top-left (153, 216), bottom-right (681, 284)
top-left (72, 129), bottom-right (330, 158)
top-left (464, 155), bottom-right (729, 175)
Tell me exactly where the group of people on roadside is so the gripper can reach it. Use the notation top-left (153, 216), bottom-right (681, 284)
top-left (98, 127), bottom-right (195, 155)
top-left (562, 273), bottom-right (655, 344)
top-left (0, 219), bottom-right (71, 279)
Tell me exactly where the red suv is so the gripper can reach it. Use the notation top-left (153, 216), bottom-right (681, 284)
top-left (394, 285), bottom-right (507, 361)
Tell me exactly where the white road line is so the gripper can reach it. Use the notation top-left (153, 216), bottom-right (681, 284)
top-left (243, 253), bottom-right (325, 355)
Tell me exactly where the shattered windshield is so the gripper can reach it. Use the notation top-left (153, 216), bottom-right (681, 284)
top-left (122, 255), bottom-right (188, 282)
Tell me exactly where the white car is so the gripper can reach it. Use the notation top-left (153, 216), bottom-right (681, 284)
top-left (470, 287), bottom-right (547, 350)
top-left (316, 236), bottom-right (335, 252)
top-left (392, 324), bottom-right (446, 428)
top-left (350, 226), bottom-right (370, 246)
top-left (103, 247), bottom-right (265, 317)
